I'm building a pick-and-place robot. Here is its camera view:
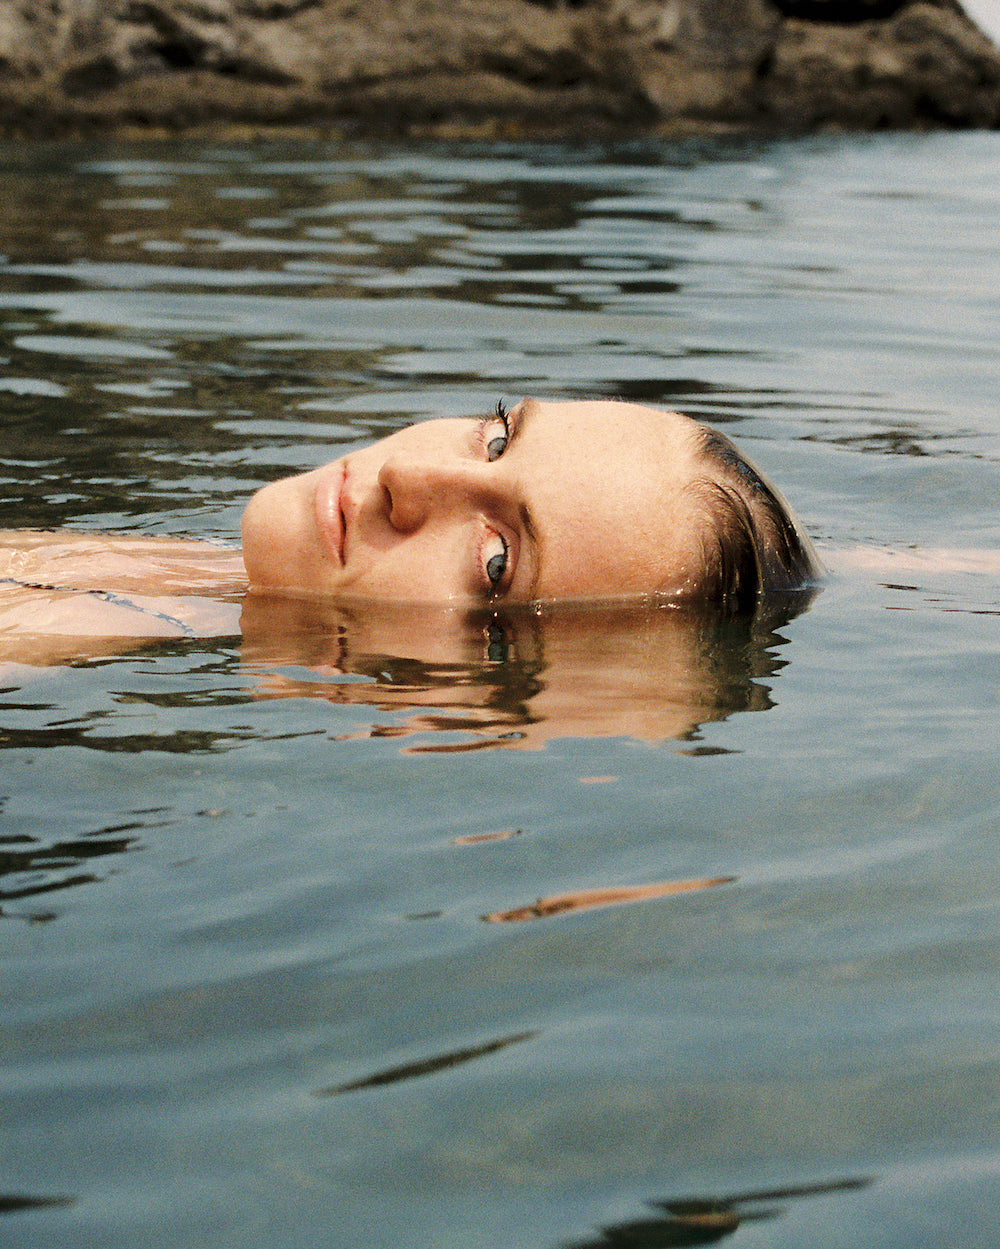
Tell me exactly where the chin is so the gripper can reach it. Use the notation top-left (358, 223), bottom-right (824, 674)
top-left (241, 483), bottom-right (294, 590)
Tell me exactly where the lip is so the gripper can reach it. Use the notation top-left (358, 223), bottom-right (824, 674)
top-left (314, 460), bottom-right (347, 566)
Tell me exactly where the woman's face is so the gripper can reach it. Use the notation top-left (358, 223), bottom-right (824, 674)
top-left (241, 398), bottom-right (708, 604)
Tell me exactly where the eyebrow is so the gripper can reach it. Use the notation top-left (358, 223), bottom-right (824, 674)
top-left (507, 399), bottom-right (543, 602)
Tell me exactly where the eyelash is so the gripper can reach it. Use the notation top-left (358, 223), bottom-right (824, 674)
top-left (479, 398), bottom-right (511, 462)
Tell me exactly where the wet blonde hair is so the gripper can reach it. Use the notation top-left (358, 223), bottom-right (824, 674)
top-left (689, 426), bottom-right (822, 614)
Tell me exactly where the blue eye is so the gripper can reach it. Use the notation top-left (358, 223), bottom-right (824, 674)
top-left (485, 533), bottom-right (509, 591)
top-left (481, 399), bottom-right (510, 462)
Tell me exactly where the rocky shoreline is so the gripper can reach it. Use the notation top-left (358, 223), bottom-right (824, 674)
top-left (1, 0), bottom-right (999, 139)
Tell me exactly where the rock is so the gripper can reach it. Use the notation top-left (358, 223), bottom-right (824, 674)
top-left (762, 1), bottom-right (1000, 127)
top-left (0, 0), bottom-right (997, 136)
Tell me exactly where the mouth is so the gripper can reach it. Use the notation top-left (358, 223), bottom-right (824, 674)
top-left (314, 460), bottom-right (347, 566)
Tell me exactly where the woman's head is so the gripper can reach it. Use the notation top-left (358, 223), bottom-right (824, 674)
top-left (241, 398), bottom-right (820, 609)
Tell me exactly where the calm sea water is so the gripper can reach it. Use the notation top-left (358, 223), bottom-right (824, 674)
top-left (1, 131), bottom-right (999, 1249)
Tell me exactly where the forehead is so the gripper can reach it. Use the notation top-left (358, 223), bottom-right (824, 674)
top-left (517, 399), bottom-right (705, 600)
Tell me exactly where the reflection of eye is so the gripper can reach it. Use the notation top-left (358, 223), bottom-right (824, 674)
top-left (480, 399), bottom-right (510, 462)
top-left (485, 619), bottom-right (509, 663)
top-left (483, 532), bottom-right (509, 591)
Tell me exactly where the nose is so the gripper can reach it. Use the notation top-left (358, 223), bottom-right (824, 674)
top-left (377, 456), bottom-right (488, 533)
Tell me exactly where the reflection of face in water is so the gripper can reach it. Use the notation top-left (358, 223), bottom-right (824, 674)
top-left (238, 591), bottom-right (815, 750)
top-left (241, 399), bottom-right (820, 610)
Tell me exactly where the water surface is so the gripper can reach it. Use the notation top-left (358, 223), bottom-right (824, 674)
top-left (2, 131), bottom-right (999, 1249)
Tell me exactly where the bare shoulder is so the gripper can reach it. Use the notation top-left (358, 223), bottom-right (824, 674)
top-left (0, 530), bottom-right (246, 668)
top-left (0, 529), bottom-right (247, 594)
top-left (827, 545), bottom-right (1000, 578)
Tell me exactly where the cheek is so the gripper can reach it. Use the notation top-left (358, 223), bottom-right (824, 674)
top-left (349, 527), bottom-right (473, 602)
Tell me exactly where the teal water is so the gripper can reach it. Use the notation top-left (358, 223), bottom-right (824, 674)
top-left (1, 131), bottom-right (1000, 1249)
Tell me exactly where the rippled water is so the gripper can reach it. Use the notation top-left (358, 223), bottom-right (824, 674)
top-left (2, 131), bottom-right (1000, 1249)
